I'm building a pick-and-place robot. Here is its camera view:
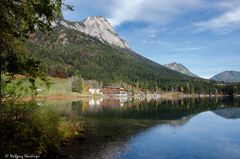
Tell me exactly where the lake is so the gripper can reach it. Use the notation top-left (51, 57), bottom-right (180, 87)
top-left (1, 97), bottom-right (240, 159)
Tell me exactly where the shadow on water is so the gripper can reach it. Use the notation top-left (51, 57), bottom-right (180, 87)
top-left (0, 97), bottom-right (240, 158)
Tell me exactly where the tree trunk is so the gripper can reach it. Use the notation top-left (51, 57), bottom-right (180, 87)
top-left (0, 56), bottom-right (2, 106)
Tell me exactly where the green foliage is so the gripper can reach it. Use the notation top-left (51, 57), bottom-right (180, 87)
top-left (0, 102), bottom-right (84, 157)
top-left (72, 76), bottom-right (83, 93)
top-left (1, 74), bottom-right (35, 100)
top-left (221, 83), bottom-right (240, 96)
top-left (0, 0), bottom-right (71, 103)
top-left (1, 73), bottom-right (52, 104)
top-left (0, 0), bottom-right (63, 73)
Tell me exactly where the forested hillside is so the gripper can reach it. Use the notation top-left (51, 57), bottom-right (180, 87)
top-left (27, 20), bottom-right (239, 95)
top-left (211, 71), bottom-right (240, 82)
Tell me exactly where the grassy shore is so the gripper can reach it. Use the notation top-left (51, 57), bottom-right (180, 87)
top-left (7, 76), bottom-right (231, 101)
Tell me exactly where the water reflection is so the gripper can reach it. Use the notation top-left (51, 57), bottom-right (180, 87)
top-left (0, 97), bottom-right (240, 158)
top-left (88, 97), bottom-right (128, 107)
top-left (117, 111), bottom-right (240, 159)
top-left (80, 97), bottom-right (240, 120)
top-left (59, 97), bottom-right (240, 158)
top-left (213, 108), bottom-right (240, 119)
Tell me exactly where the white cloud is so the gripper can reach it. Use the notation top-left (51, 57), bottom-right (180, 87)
top-left (141, 40), bottom-right (154, 44)
top-left (141, 39), bottom-right (169, 46)
top-left (149, 34), bottom-right (157, 38)
top-left (107, 0), bottom-right (201, 27)
top-left (157, 40), bottom-right (169, 45)
top-left (174, 47), bottom-right (204, 52)
top-left (65, 0), bottom-right (240, 33)
top-left (108, 0), bottom-right (144, 26)
top-left (194, 6), bottom-right (240, 32)
top-left (106, 0), bottom-right (240, 34)
top-left (213, 0), bottom-right (240, 10)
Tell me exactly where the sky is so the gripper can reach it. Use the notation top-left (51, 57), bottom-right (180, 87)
top-left (63, 0), bottom-right (240, 79)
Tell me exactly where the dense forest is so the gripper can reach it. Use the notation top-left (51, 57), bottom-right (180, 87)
top-left (27, 22), bottom-right (240, 95)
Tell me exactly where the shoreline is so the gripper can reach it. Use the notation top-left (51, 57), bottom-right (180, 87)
top-left (8, 93), bottom-right (235, 103)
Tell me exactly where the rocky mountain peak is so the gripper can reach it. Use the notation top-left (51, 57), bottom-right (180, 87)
top-left (83, 16), bottom-right (115, 33)
top-left (58, 16), bottom-right (130, 49)
top-left (165, 62), bottom-right (199, 77)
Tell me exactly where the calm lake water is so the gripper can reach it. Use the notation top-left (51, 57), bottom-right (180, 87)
top-left (1, 97), bottom-right (240, 159)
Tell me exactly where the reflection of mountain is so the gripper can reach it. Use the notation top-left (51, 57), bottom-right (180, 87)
top-left (169, 114), bottom-right (196, 127)
top-left (61, 111), bottom-right (198, 158)
top-left (212, 108), bottom-right (240, 119)
top-left (60, 118), bottom-right (160, 158)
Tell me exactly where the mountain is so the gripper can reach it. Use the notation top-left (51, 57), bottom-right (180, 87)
top-left (27, 16), bottom-right (223, 93)
top-left (56, 16), bottom-right (129, 49)
top-left (211, 71), bottom-right (240, 82)
top-left (164, 62), bottom-right (199, 77)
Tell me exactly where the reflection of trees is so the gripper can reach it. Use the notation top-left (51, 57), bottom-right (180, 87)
top-left (0, 102), bottom-right (84, 158)
top-left (82, 97), bottom-right (239, 120)
top-left (72, 101), bottom-right (83, 117)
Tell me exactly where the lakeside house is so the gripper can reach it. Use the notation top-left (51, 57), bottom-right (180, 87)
top-left (100, 86), bottom-right (127, 96)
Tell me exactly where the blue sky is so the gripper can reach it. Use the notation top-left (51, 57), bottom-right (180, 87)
top-left (63, 0), bottom-right (240, 78)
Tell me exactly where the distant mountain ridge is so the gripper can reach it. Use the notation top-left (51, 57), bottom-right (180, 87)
top-left (164, 62), bottom-right (199, 77)
top-left (56, 16), bottom-right (129, 49)
top-left (211, 71), bottom-right (240, 82)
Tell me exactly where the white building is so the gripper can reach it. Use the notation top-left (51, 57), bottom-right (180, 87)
top-left (88, 88), bottom-right (102, 95)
